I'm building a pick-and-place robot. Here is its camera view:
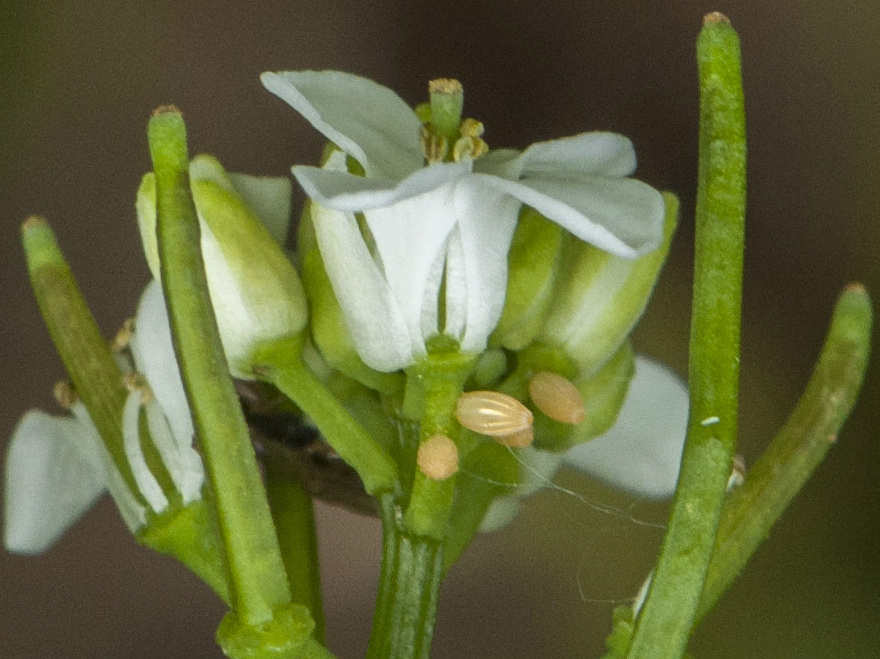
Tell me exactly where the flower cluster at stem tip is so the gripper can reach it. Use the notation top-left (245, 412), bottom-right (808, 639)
top-left (5, 71), bottom-right (690, 555)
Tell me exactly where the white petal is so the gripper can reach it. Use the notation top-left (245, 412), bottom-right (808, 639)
top-left (228, 173), bottom-right (293, 246)
top-left (130, 281), bottom-right (195, 451)
top-left (451, 180), bottom-right (521, 352)
top-left (122, 391), bottom-right (169, 513)
top-left (143, 399), bottom-right (204, 504)
top-left (472, 173), bottom-right (665, 257)
top-left (364, 183), bottom-right (459, 355)
top-left (4, 411), bottom-right (106, 554)
top-left (68, 404), bottom-right (147, 532)
top-left (311, 202), bottom-right (414, 371)
top-left (563, 357), bottom-right (688, 498)
top-left (292, 160), bottom-right (469, 212)
top-left (262, 70), bottom-right (424, 180)
top-left (519, 132), bottom-right (637, 178)
top-left (441, 229), bottom-right (468, 342)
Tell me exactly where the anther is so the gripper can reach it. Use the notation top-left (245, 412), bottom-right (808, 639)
top-left (420, 124), bottom-right (448, 163)
top-left (456, 391), bottom-right (533, 437)
top-left (459, 118), bottom-right (485, 139)
top-left (53, 381), bottom-right (78, 409)
top-left (123, 372), bottom-right (154, 405)
top-left (528, 371), bottom-right (586, 424)
top-left (112, 318), bottom-right (134, 352)
top-left (452, 136), bottom-right (488, 162)
top-left (417, 434), bottom-right (459, 481)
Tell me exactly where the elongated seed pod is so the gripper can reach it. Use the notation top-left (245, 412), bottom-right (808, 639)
top-left (529, 371), bottom-right (586, 424)
top-left (456, 391), bottom-right (533, 437)
top-left (417, 435), bottom-right (459, 481)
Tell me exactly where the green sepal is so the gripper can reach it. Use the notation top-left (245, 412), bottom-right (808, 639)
top-left (298, 202), bottom-right (403, 397)
top-left (217, 603), bottom-right (334, 659)
top-left (533, 341), bottom-right (636, 453)
top-left (490, 206), bottom-right (564, 351)
top-left (137, 498), bottom-right (230, 604)
top-left (600, 606), bottom-right (635, 659)
top-left (443, 442), bottom-right (520, 570)
top-left (539, 193), bottom-right (678, 376)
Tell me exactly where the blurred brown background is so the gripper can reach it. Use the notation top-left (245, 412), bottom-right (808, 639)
top-left (1, 1), bottom-right (877, 657)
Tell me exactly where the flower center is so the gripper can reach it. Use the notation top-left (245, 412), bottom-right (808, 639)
top-left (418, 78), bottom-right (489, 164)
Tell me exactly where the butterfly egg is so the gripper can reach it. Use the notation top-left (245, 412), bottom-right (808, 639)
top-left (495, 426), bottom-right (534, 448)
top-left (417, 435), bottom-right (459, 481)
top-left (528, 371), bottom-right (586, 425)
top-left (456, 391), bottom-right (533, 437)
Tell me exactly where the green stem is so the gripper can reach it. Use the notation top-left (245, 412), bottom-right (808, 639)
top-left (367, 496), bottom-right (443, 659)
top-left (21, 217), bottom-right (140, 498)
top-left (626, 14), bottom-right (745, 659)
top-left (696, 284), bottom-right (872, 621)
top-left (266, 469), bottom-right (325, 642)
top-left (148, 107), bottom-right (290, 625)
top-left (252, 336), bottom-right (399, 496)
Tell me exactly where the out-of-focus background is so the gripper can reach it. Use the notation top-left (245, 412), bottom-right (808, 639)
top-left (1, 1), bottom-right (877, 657)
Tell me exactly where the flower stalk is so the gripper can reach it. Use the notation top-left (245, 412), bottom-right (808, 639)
top-left (626, 13), bottom-right (746, 659)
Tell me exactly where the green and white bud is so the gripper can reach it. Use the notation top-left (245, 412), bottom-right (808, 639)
top-left (490, 206), bottom-right (565, 351)
top-left (137, 154), bottom-right (307, 377)
top-left (538, 193), bottom-right (679, 376)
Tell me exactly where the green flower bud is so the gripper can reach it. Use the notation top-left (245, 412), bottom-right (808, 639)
top-left (538, 193), bottom-right (679, 376)
top-left (532, 341), bottom-right (636, 452)
top-left (136, 154), bottom-right (307, 377)
top-left (490, 206), bottom-right (564, 351)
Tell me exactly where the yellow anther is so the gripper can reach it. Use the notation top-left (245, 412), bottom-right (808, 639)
top-left (528, 371), bottom-right (586, 425)
top-left (452, 136), bottom-right (489, 162)
top-left (53, 381), bottom-right (78, 409)
top-left (123, 372), bottom-right (154, 405)
top-left (459, 118), bottom-right (485, 139)
top-left (111, 318), bottom-right (135, 352)
top-left (417, 434), bottom-right (459, 481)
top-left (420, 124), bottom-right (448, 163)
top-left (456, 391), bottom-right (533, 437)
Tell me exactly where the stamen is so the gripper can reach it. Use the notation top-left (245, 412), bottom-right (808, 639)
top-left (112, 318), bottom-right (134, 352)
top-left (420, 124), bottom-right (448, 164)
top-left (456, 391), bottom-right (533, 437)
top-left (459, 118), bottom-right (485, 138)
top-left (123, 372), bottom-right (154, 405)
top-left (528, 371), bottom-right (586, 424)
top-left (417, 434), bottom-right (459, 481)
top-left (53, 380), bottom-right (78, 409)
top-left (452, 136), bottom-right (488, 162)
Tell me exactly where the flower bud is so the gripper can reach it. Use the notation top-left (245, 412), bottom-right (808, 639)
top-left (490, 206), bottom-right (565, 351)
top-left (137, 154), bottom-right (307, 377)
top-left (538, 193), bottom-right (678, 376)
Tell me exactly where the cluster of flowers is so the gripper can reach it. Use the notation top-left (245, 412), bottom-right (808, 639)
top-left (5, 71), bottom-right (688, 554)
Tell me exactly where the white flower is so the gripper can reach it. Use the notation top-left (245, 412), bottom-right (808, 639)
top-left (262, 70), bottom-right (666, 372)
top-left (4, 281), bottom-right (203, 553)
top-left (481, 357), bottom-right (689, 530)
